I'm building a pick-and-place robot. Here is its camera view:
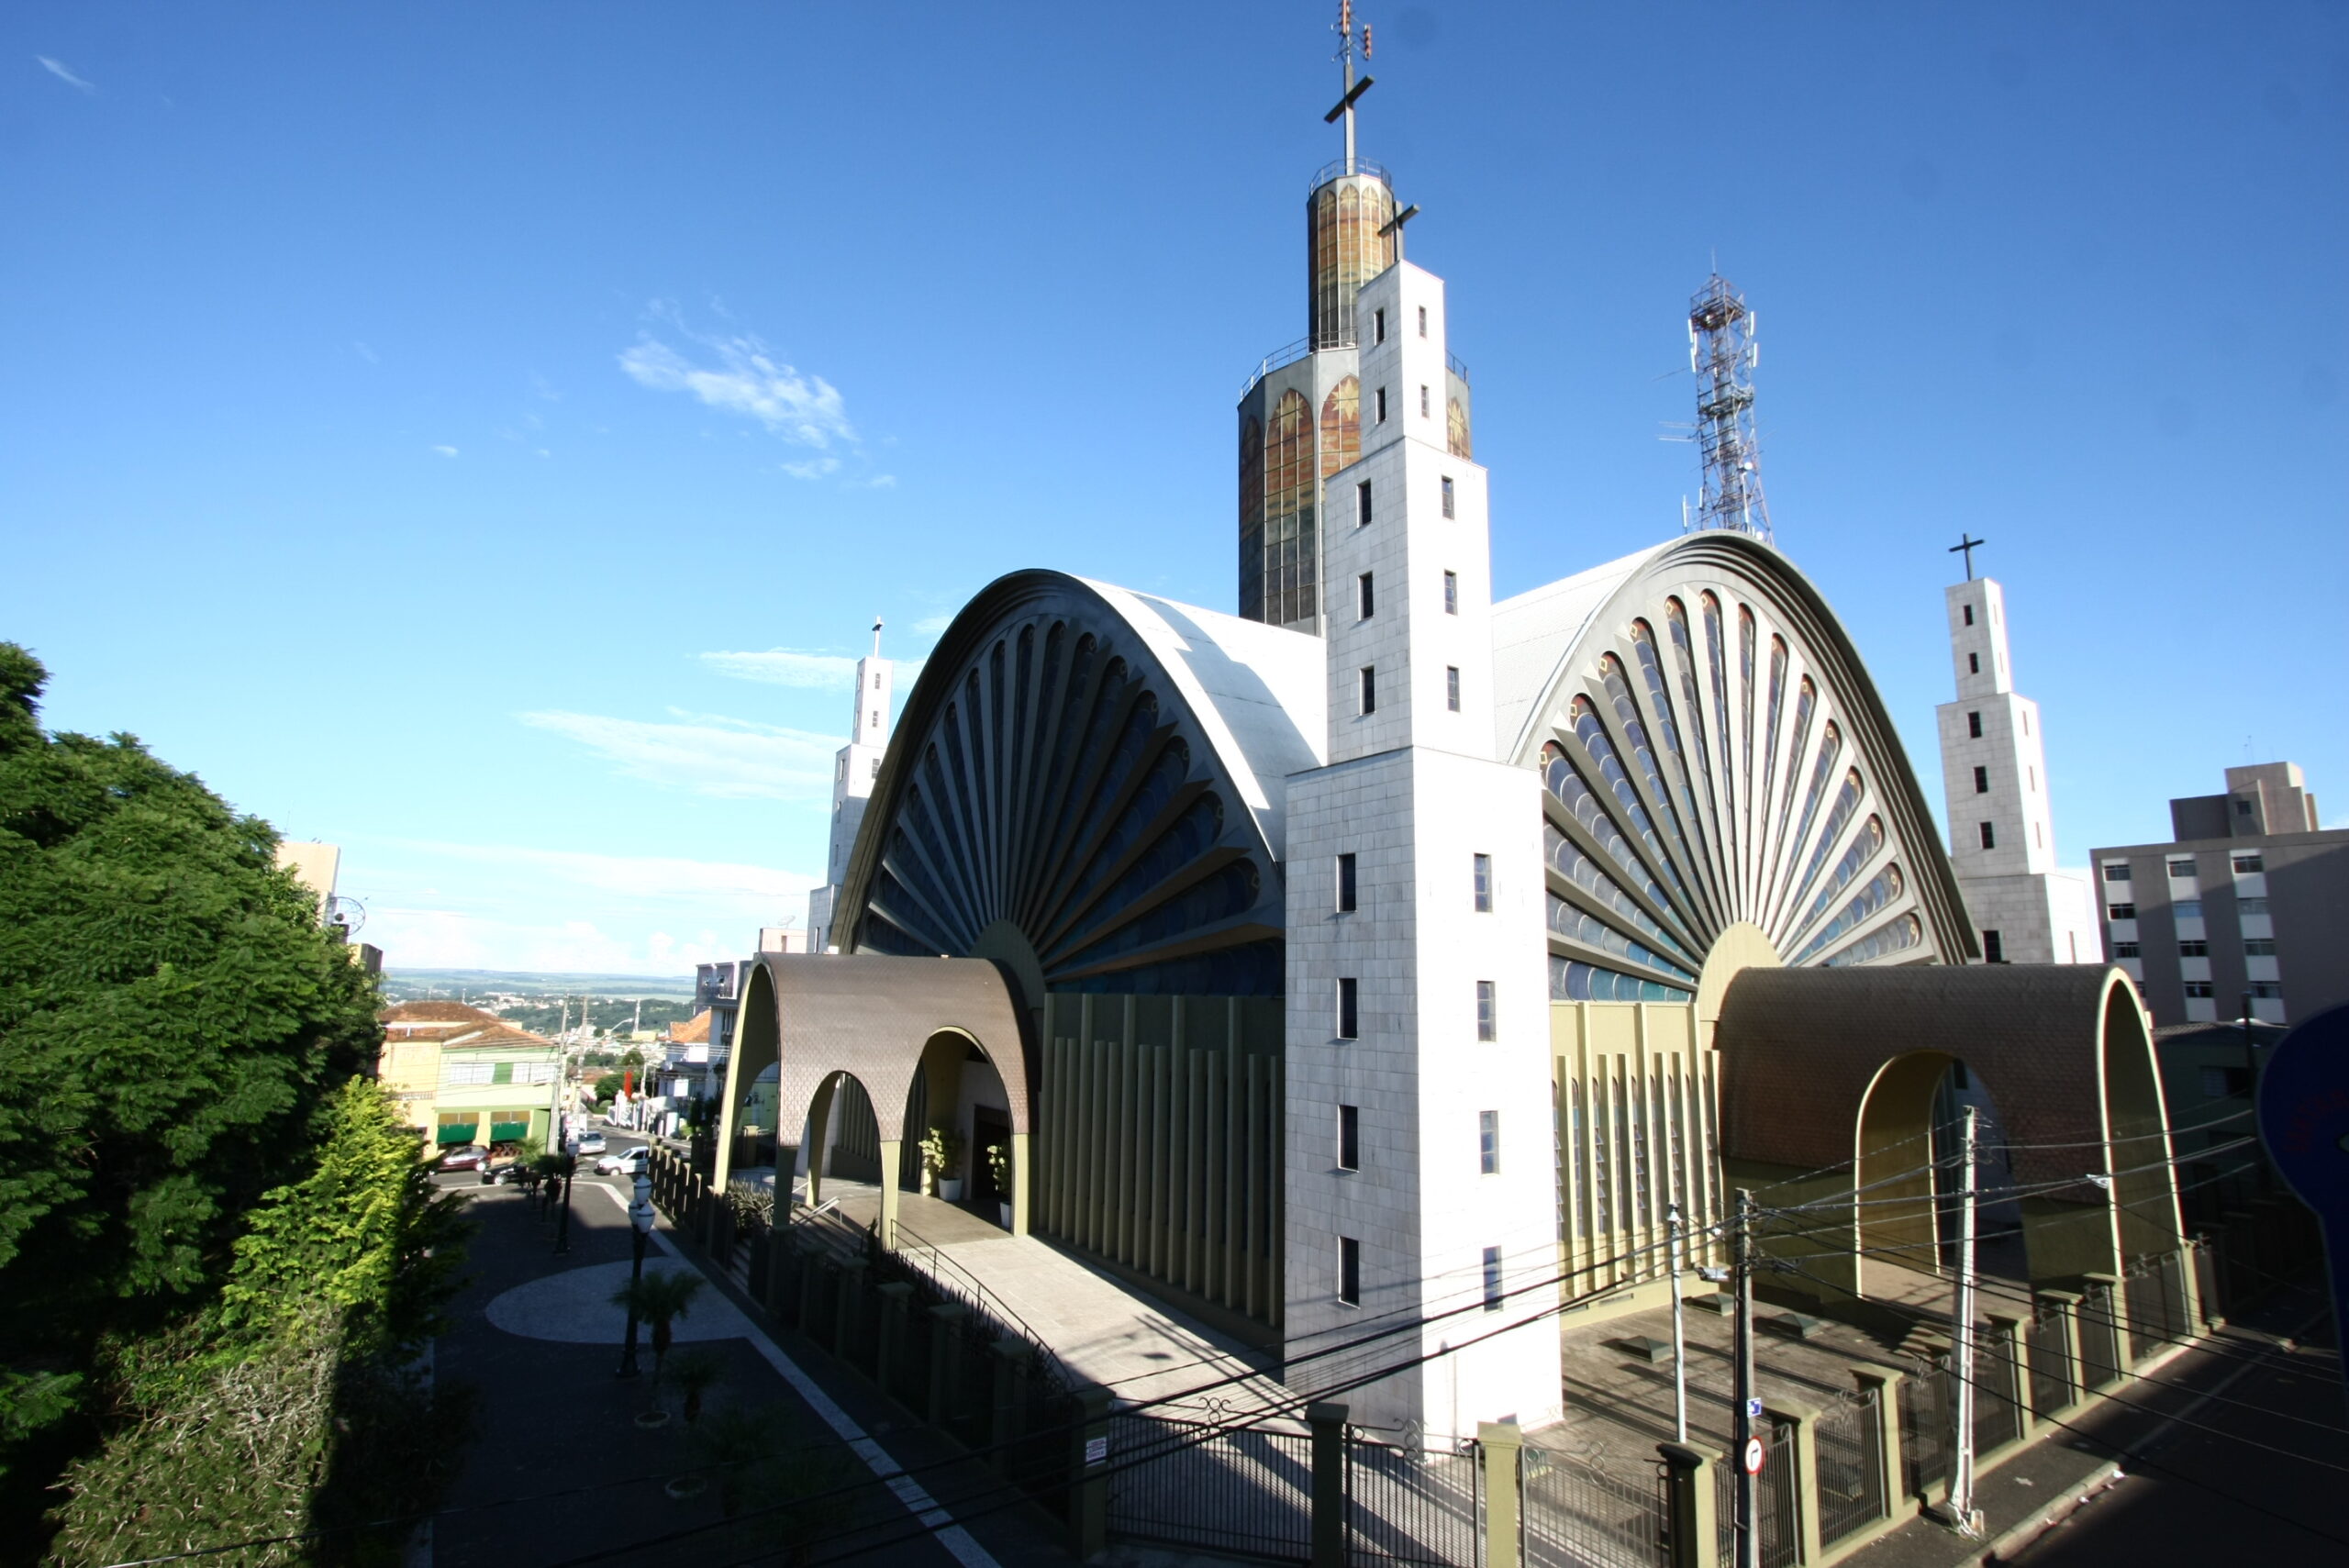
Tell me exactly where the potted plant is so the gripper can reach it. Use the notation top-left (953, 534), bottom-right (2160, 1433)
top-left (985, 1142), bottom-right (1012, 1229)
top-left (921, 1123), bottom-right (966, 1203)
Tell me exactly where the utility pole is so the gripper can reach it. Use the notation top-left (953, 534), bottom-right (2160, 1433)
top-left (1732, 1188), bottom-right (1758, 1568)
top-left (1943, 1106), bottom-right (1982, 1534)
top-left (1667, 1201), bottom-right (1689, 1443)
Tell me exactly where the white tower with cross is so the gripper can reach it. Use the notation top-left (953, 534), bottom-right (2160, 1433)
top-left (1933, 540), bottom-right (2101, 965)
top-left (806, 620), bottom-right (895, 954)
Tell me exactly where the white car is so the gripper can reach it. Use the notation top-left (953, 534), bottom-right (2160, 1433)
top-left (575, 1132), bottom-right (607, 1156)
top-left (595, 1146), bottom-right (649, 1177)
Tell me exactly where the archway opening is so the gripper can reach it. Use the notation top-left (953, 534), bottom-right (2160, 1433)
top-left (1854, 1051), bottom-right (2027, 1301)
top-left (901, 1028), bottom-right (1014, 1232)
top-left (801, 1070), bottom-right (884, 1206)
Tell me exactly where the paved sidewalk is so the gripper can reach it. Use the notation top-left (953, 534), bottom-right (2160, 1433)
top-left (429, 1171), bottom-right (1075, 1568)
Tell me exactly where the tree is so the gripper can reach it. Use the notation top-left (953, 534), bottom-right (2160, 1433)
top-left (594, 1071), bottom-right (626, 1104)
top-left (609, 1268), bottom-right (705, 1385)
top-left (0, 645), bottom-right (385, 1507)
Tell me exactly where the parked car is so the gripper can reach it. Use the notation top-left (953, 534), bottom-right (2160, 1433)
top-left (596, 1146), bottom-right (650, 1177)
top-left (480, 1162), bottom-right (529, 1186)
top-left (576, 1132), bottom-right (607, 1156)
top-left (437, 1145), bottom-right (488, 1173)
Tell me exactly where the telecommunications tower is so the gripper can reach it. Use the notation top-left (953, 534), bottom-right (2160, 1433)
top-left (1686, 273), bottom-right (1773, 543)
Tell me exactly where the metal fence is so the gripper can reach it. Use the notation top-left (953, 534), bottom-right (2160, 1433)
top-left (2026, 1307), bottom-right (2073, 1418)
top-left (1520, 1448), bottom-right (1667, 1568)
top-left (1712, 1427), bottom-right (1798, 1568)
top-left (1812, 1386), bottom-right (1885, 1548)
top-left (2124, 1252), bottom-right (2188, 1362)
top-left (1349, 1430), bottom-right (1482, 1567)
top-left (1105, 1412), bottom-right (1314, 1562)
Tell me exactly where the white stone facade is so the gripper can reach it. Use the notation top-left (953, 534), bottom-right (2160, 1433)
top-left (1934, 576), bottom-right (2100, 963)
top-left (807, 643), bottom-right (894, 953)
top-left (1283, 260), bottom-right (1561, 1437)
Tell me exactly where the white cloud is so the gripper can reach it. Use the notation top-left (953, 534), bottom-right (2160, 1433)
top-left (38, 56), bottom-right (95, 94)
top-left (780, 456), bottom-right (841, 480)
top-left (912, 613), bottom-right (956, 635)
top-left (845, 473), bottom-right (897, 490)
top-left (518, 707), bottom-right (838, 802)
top-left (431, 444), bottom-right (459, 458)
top-left (352, 340), bottom-right (379, 364)
top-left (699, 649), bottom-right (857, 689)
top-left (620, 323), bottom-right (854, 451)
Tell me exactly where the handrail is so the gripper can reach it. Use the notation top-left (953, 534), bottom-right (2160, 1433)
top-left (1241, 336), bottom-right (1314, 399)
top-left (887, 1218), bottom-right (1070, 1393)
top-left (1309, 156), bottom-right (1393, 193)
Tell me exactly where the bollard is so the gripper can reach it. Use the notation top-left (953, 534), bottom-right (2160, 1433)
top-left (1478, 1421), bottom-right (1524, 1568)
top-left (1656, 1442), bottom-right (1718, 1568)
top-left (1068, 1385), bottom-right (1114, 1561)
top-left (1308, 1401), bottom-right (1348, 1568)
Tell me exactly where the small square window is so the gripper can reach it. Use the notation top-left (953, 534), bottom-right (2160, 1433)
top-left (2102, 863), bottom-right (2132, 883)
top-left (1968, 652), bottom-right (1980, 674)
top-left (1374, 307), bottom-right (1386, 344)
top-left (1967, 711), bottom-right (1982, 739)
top-left (2178, 940), bottom-right (2209, 957)
top-left (1982, 929), bottom-right (2004, 963)
top-left (2114, 941), bottom-right (2140, 958)
top-left (1978, 821), bottom-right (1996, 850)
top-left (2168, 859), bottom-right (2197, 879)
top-left (1359, 666), bottom-right (1377, 716)
top-left (1478, 1109), bottom-right (1499, 1174)
top-left (1339, 1105), bottom-right (1360, 1171)
top-left (1419, 384), bottom-right (1430, 417)
top-left (2108, 903), bottom-right (2136, 920)
top-left (1442, 476), bottom-right (1455, 517)
top-left (2184, 981), bottom-right (2215, 998)
top-left (1417, 306), bottom-right (1427, 337)
top-left (1375, 386), bottom-right (1388, 423)
top-left (1973, 765), bottom-right (1989, 795)
top-left (2237, 798), bottom-right (2254, 816)
top-left (1446, 666), bottom-right (1461, 712)
top-left (1443, 571), bottom-right (1458, 615)
top-left (2244, 939), bottom-right (2277, 956)
top-left (1358, 572), bottom-right (1375, 619)
top-left (2232, 853), bottom-right (2264, 874)
top-left (1340, 1237), bottom-right (1362, 1306)
top-left (1482, 1247), bottom-right (1503, 1311)
top-left (1337, 977), bottom-right (1359, 1040)
top-left (1336, 852), bottom-right (1357, 913)
top-left (1475, 981), bottom-right (1497, 1041)
top-left (1473, 852), bottom-right (1492, 912)
top-left (1964, 605), bottom-right (1975, 626)
top-left (1357, 481), bottom-right (1373, 526)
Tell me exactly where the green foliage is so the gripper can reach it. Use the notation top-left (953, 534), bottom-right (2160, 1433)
top-left (920, 1122), bottom-right (964, 1180)
top-left (667, 1348), bottom-right (723, 1424)
top-left (594, 1071), bottom-right (626, 1103)
top-left (0, 645), bottom-right (384, 1471)
top-left (611, 1268), bottom-right (705, 1383)
top-left (985, 1140), bottom-right (1010, 1192)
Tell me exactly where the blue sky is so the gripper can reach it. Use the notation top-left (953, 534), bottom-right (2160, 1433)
top-left (6, 2), bottom-right (2343, 976)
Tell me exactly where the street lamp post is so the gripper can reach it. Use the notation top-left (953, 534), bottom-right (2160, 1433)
top-left (553, 1149), bottom-right (575, 1255)
top-left (616, 1173), bottom-right (654, 1378)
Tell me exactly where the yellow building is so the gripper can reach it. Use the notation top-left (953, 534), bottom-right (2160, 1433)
top-left (378, 1002), bottom-right (562, 1151)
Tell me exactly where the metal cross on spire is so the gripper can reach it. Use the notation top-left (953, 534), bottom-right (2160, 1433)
top-left (1948, 534), bottom-right (1987, 581)
top-left (1325, 1), bottom-right (1375, 174)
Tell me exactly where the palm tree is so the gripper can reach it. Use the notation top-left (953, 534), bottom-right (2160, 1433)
top-left (668, 1348), bottom-right (723, 1424)
top-left (609, 1268), bottom-right (706, 1385)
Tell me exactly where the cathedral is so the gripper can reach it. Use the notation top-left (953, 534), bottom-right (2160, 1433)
top-left (722, 23), bottom-right (2180, 1440)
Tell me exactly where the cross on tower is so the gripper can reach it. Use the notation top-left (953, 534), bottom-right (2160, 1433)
top-left (1949, 533), bottom-right (1987, 581)
top-left (1378, 202), bottom-right (1421, 261)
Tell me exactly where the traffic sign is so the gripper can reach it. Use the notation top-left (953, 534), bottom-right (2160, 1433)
top-left (1745, 1396), bottom-right (1764, 1418)
top-left (1742, 1437), bottom-right (1765, 1474)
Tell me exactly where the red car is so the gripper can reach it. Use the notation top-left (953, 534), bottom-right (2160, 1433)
top-left (438, 1144), bottom-right (489, 1173)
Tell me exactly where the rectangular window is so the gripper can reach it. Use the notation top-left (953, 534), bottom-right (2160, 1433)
top-left (2114, 941), bottom-right (2140, 959)
top-left (1339, 1105), bottom-right (1360, 1171)
top-left (2108, 903), bottom-right (2136, 920)
top-left (1967, 711), bottom-right (1983, 739)
top-left (1375, 386), bottom-right (1388, 423)
top-left (1473, 852), bottom-right (1492, 912)
top-left (1340, 1238), bottom-right (1362, 1306)
top-left (2199, 1065), bottom-right (2250, 1098)
top-left (1419, 384), bottom-right (1430, 417)
top-left (1446, 666), bottom-right (1461, 712)
top-left (1443, 570), bottom-right (1458, 615)
top-left (2232, 853), bottom-right (2265, 874)
top-left (2103, 862), bottom-right (2131, 883)
top-left (2250, 981), bottom-right (2282, 999)
top-left (1963, 605), bottom-right (1975, 626)
top-left (1442, 476), bottom-right (1455, 517)
top-left (2238, 896), bottom-right (2268, 916)
top-left (2178, 940), bottom-right (2209, 957)
top-left (1475, 980), bottom-right (1497, 1041)
top-left (2176, 899), bottom-right (2203, 918)
top-left (1978, 821), bottom-right (1996, 850)
top-left (491, 1061), bottom-right (514, 1085)
top-left (1418, 305), bottom-right (1427, 337)
top-left (2237, 798), bottom-right (2254, 817)
top-left (1374, 307), bottom-right (1386, 344)
top-left (2185, 981), bottom-right (2215, 998)
top-left (1357, 481), bottom-right (1373, 525)
top-left (1478, 1110), bottom-right (1499, 1174)
top-left (1358, 572), bottom-right (1375, 619)
top-left (2168, 859), bottom-right (2197, 879)
top-left (871, 758), bottom-right (880, 778)
top-left (1982, 929), bottom-right (2003, 963)
top-left (2029, 766), bottom-right (2036, 791)
top-left (1482, 1247), bottom-right (1504, 1311)
top-left (1973, 765), bottom-right (1989, 794)
top-left (2244, 939), bottom-right (2277, 956)
top-left (1358, 666), bottom-right (1377, 715)
top-left (1968, 652), bottom-right (1980, 673)
top-left (1338, 978), bottom-right (1359, 1040)
top-left (1336, 852), bottom-right (1358, 913)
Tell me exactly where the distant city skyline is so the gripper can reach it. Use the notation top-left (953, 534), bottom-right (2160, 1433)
top-left (6, 4), bottom-right (2342, 972)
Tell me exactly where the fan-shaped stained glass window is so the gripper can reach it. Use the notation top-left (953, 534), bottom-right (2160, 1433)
top-left (1822, 913), bottom-right (1922, 968)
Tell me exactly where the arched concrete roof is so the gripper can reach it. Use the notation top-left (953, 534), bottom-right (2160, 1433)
top-left (1714, 962), bottom-right (2162, 1189)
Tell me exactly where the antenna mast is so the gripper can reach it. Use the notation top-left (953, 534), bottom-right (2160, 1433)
top-left (1686, 272), bottom-right (1774, 544)
top-left (1330, 1), bottom-right (1373, 175)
